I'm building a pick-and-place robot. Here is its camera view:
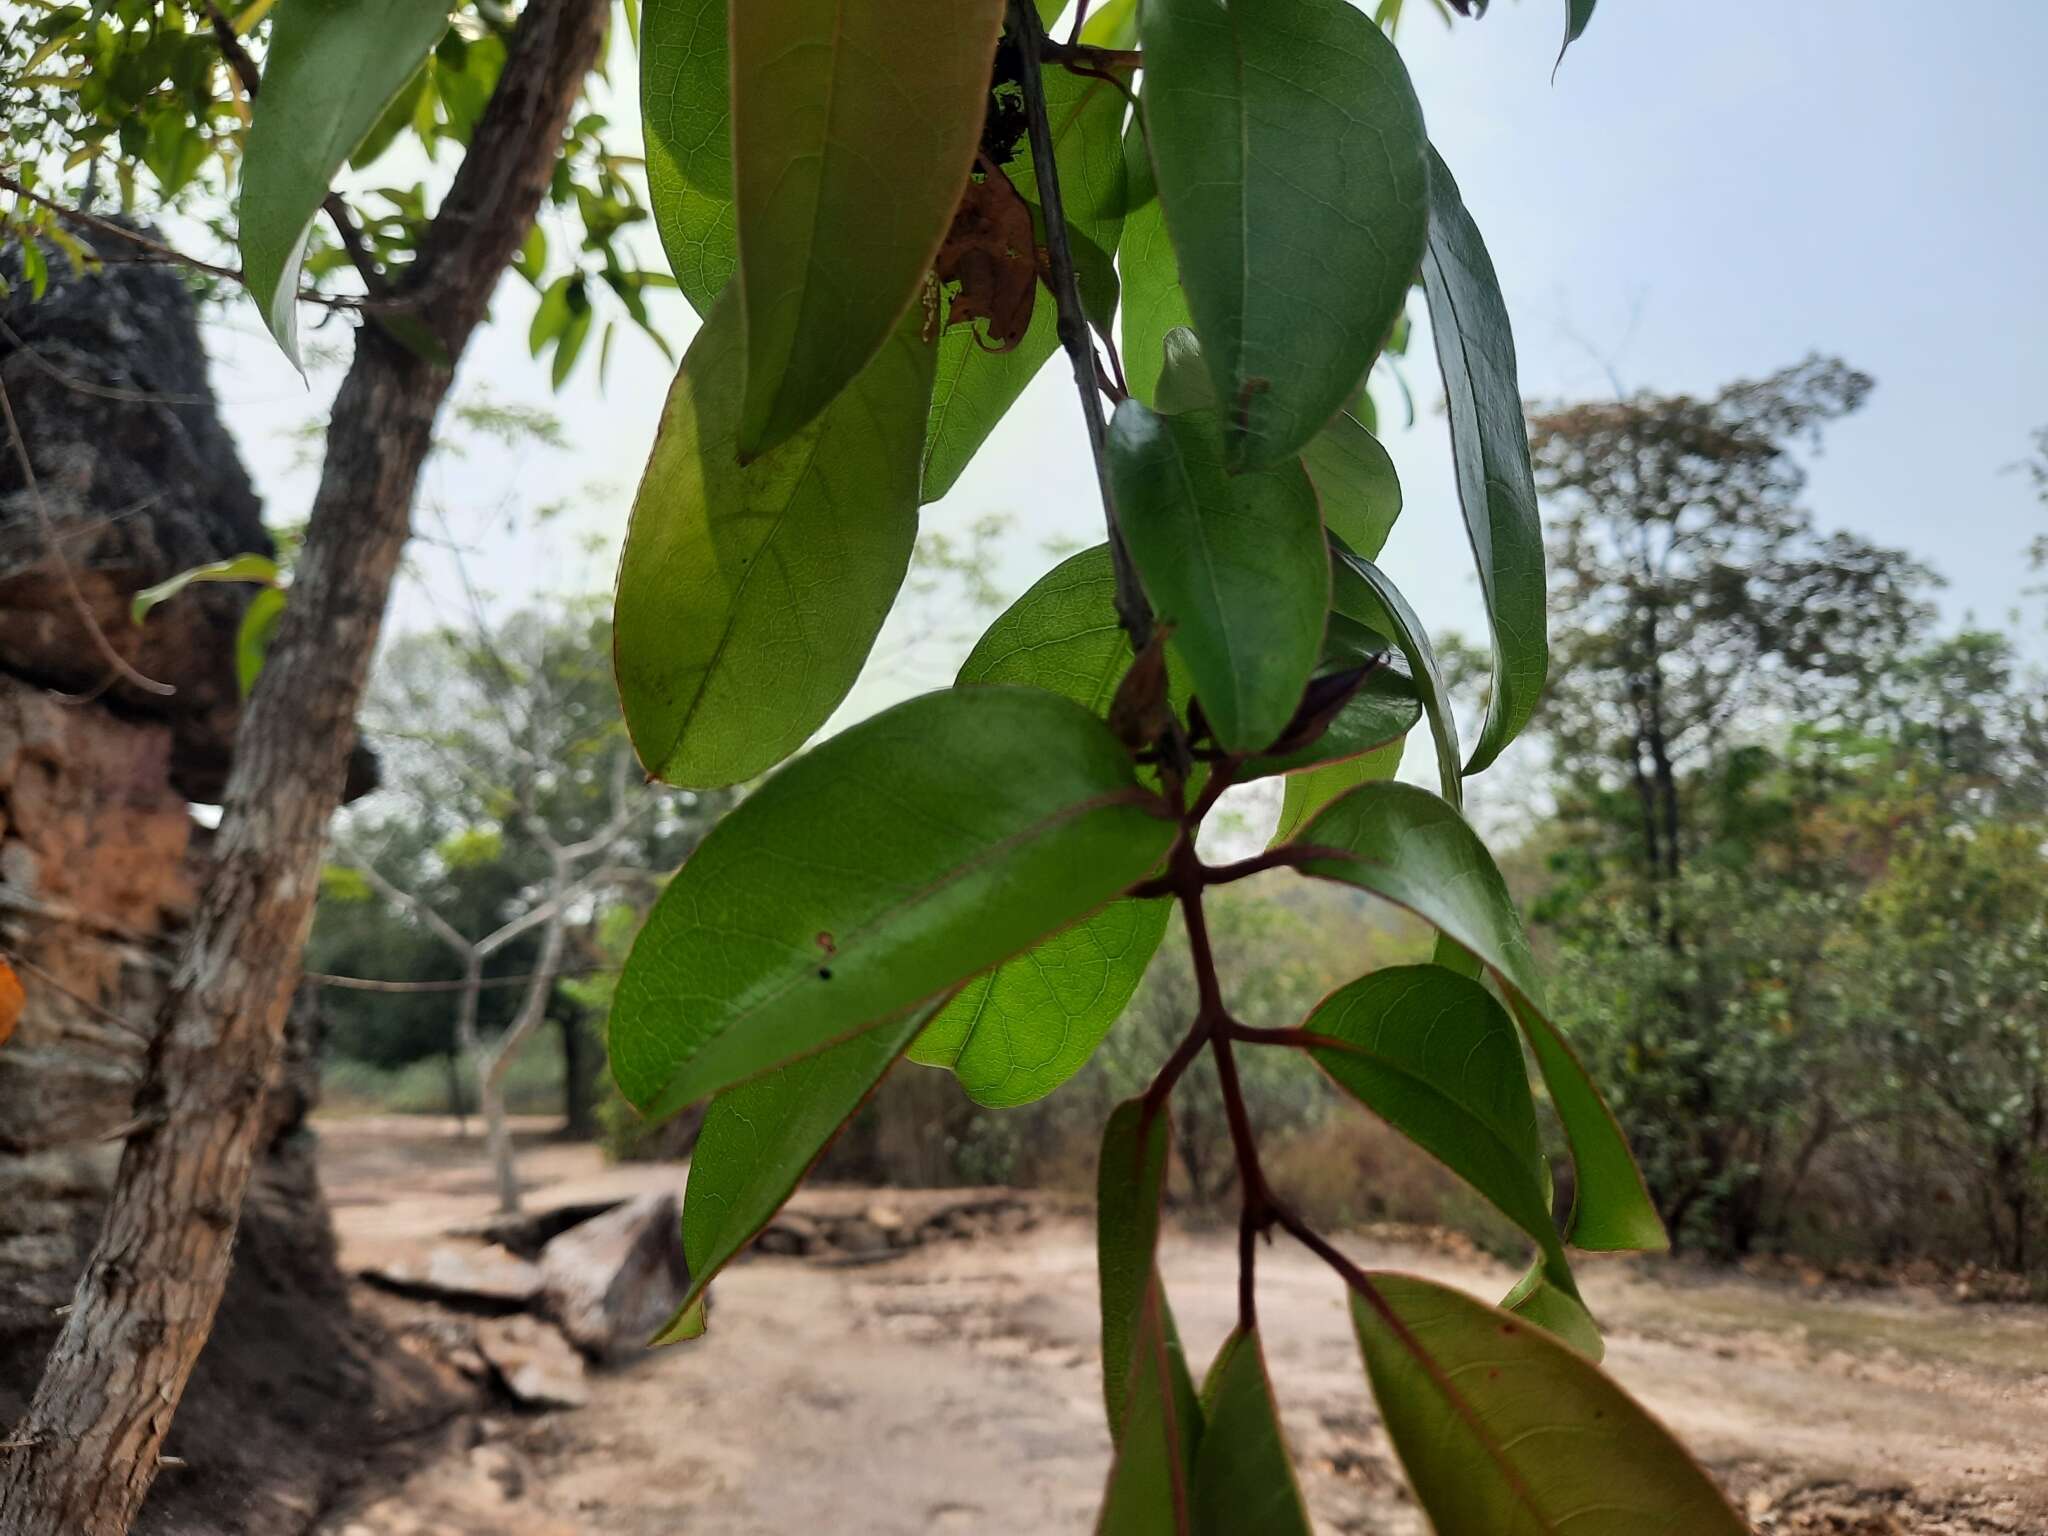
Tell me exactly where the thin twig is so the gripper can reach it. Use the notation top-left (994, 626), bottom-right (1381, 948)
top-left (306, 962), bottom-right (620, 994)
top-left (0, 377), bottom-right (176, 696)
top-left (0, 174), bottom-right (371, 311)
top-left (1011, 0), bottom-right (1154, 655)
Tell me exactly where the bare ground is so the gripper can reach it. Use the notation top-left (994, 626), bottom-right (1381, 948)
top-left (314, 1119), bottom-right (2048, 1536)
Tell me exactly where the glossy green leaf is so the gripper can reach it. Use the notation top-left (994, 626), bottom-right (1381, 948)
top-left (1349, 1274), bottom-right (1747, 1535)
top-left (614, 289), bottom-right (934, 789)
top-left (1097, 1097), bottom-right (1181, 1438)
top-left (239, 0), bottom-right (451, 363)
top-left (130, 553), bottom-right (280, 624)
top-left (654, 1003), bottom-right (937, 1344)
top-left (923, 61), bottom-right (1132, 502)
top-left (1190, 1330), bottom-right (1312, 1536)
top-left (1423, 146), bottom-right (1547, 773)
top-left (1304, 411), bottom-right (1402, 561)
top-left (1270, 738), bottom-right (1401, 848)
top-left (1240, 663), bottom-right (1420, 780)
top-left (1139, 0), bottom-right (1428, 469)
top-left (1117, 122), bottom-right (1190, 407)
top-left (1290, 782), bottom-right (1667, 1252)
top-left (1559, 0), bottom-right (1597, 70)
top-left (909, 898), bottom-right (1170, 1106)
top-left (909, 548), bottom-right (1175, 1103)
top-left (234, 585), bottom-right (288, 700)
top-left (612, 687), bottom-right (1176, 1121)
top-left (1108, 403), bottom-right (1328, 751)
top-left (732, 0), bottom-right (1006, 454)
top-left (641, 0), bottom-right (735, 314)
top-left (1305, 965), bottom-right (1596, 1356)
top-left (1329, 543), bottom-right (1461, 806)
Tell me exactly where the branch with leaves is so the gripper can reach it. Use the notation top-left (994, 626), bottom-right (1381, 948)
top-left (595, 0), bottom-right (1740, 1527)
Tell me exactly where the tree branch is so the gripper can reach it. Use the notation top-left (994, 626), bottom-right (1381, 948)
top-left (1010, 0), bottom-right (1154, 655)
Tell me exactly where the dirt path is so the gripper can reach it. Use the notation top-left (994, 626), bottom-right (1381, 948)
top-left (315, 1119), bottom-right (2048, 1535)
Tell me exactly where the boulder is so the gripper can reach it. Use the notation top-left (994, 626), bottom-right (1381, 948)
top-left (537, 1191), bottom-right (690, 1362)
top-left (473, 1316), bottom-right (588, 1410)
top-left (362, 1245), bottom-right (544, 1312)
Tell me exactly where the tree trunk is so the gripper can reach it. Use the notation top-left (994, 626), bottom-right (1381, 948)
top-left (0, 4), bottom-right (607, 1529)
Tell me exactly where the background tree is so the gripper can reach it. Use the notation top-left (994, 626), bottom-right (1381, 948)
top-left (1529, 356), bottom-right (1935, 899)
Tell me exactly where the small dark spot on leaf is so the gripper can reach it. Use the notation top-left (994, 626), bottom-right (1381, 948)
top-left (1498, 1322), bottom-right (1518, 1336)
top-left (816, 931), bottom-right (838, 956)
top-left (817, 966), bottom-right (833, 981)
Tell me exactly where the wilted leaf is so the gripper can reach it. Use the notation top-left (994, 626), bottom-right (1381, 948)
top-left (923, 60), bottom-right (1132, 502)
top-left (934, 166), bottom-right (1039, 352)
top-left (611, 687), bottom-right (1175, 1121)
top-left (0, 960), bottom-right (23, 1051)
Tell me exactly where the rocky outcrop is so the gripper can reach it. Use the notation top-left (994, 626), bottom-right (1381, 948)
top-left (0, 242), bottom-right (440, 1534)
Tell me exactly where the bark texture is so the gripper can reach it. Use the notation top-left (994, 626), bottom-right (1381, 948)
top-left (0, 3), bottom-right (609, 1529)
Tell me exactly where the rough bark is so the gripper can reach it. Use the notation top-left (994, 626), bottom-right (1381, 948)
top-left (0, 3), bottom-right (609, 1529)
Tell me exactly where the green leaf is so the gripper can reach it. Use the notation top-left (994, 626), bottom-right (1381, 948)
top-left (1500, 1258), bottom-right (1603, 1360)
top-left (1240, 662), bottom-right (1420, 780)
top-left (1329, 544), bottom-right (1462, 806)
top-left (614, 288), bottom-right (934, 789)
top-left (1303, 411), bottom-right (1402, 561)
top-left (1349, 1274), bottom-right (1748, 1535)
top-left (239, 0), bottom-right (451, 363)
top-left (1305, 964), bottom-right (1596, 1356)
top-left (235, 585), bottom-right (288, 699)
top-left (130, 553), bottom-right (280, 625)
top-left (731, 0), bottom-right (1007, 454)
top-left (923, 61), bottom-right (1132, 502)
top-left (1082, 0), bottom-right (1140, 46)
top-left (1422, 146), bottom-right (1547, 773)
top-left (1270, 739), bottom-right (1401, 848)
top-left (1139, 0), bottom-right (1428, 470)
top-left (1559, 0), bottom-right (1597, 70)
top-left (1107, 403), bottom-right (1328, 752)
top-left (1290, 782), bottom-right (1668, 1252)
top-left (911, 898), bottom-right (1170, 1106)
top-left (1097, 1097), bottom-right (1181, 1438)
top-left (1098, 1281), bottom-right (1198, 1535)
top-left (1191, 1330), bottom-right (1312, 1536)
top-left (612, 688), bottom-right (1176, 1121)
top-left (1152, 325), bottom-right (1214, 414)
top-left (958, 544), bottom-right (1133, 714)
top-left (642, 0), bottom-right (736, 314)
top-left (655, 1003), bottom-right (937, 1345)
top-left (908, 548), bottom-right (1175, 1101)
top-left (1117, 122), bottom-right (1190, 407)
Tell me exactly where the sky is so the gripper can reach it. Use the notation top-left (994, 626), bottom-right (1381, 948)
top-left (201, 0), bottom-right (2048, 778)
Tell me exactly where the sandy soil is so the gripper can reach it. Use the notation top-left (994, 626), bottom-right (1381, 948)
top-left (315, 1119), bottom-right (2048, 1536)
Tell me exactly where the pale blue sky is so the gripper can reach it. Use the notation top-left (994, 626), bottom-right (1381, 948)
top-left (209, 0), bottom-right (2048, 738)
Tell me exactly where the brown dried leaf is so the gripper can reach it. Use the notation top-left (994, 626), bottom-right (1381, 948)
top-left (934, 164), bottom-right (1038, 354)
